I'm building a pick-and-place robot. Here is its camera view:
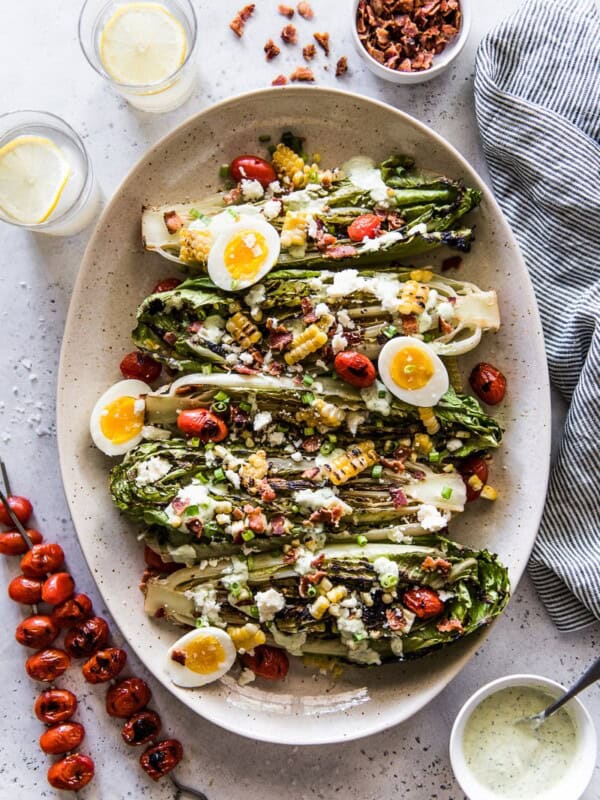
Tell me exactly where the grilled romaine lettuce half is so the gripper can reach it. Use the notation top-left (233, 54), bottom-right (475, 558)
top-left (132, 268), bottom-right (499, 375)
top-left (141, 153), bottom-right (482, 272)
top-left (143, 536), bottom-right (510, 665)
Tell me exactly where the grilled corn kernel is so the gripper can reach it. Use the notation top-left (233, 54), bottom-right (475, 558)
top-left (414, 433), bottom-right (432, 455)
top-left (309, 595), bottom-right (331, 620)
top-left (409, 269), bottom-right (433, 283)
top-left (360, 592), bottom-right (374, 607)
top-left (317, 577), bottom-right (333, 594)
top-left (226, 312), bottom-right (262, 349)
top-left (272, 144), bottom-right (306, 185)
top-left (381, 593), bottom-right (393, 604)
top-left (285, 324), bottom-right (328, 366)
top-left (398, 280), bottom-right (430, 316)
top-left (419, 407), bottom-right (440, 435)
top-left (227, 624), bottom-right (266, 653)
top-left (327, 586), bottom-right (348, 604)
top-left (313, 399), bottom-right (346, 428)
top-left (179, 227), bottom-right (212, 264)
top-left (321, 441), bottom-right (378, 485)
top-left (280, 211), bottom-right (309, 249)
top-left (467, 474), bottom-right (484, 492)
top-left (480, 484), bottom-right (498, 501)
top-left (328, 604), bottom-right (341, 617)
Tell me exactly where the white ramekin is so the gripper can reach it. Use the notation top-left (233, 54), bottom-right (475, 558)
top-left (449, 674), bottom-right (597, 800)
top-left (351, 0), bottom-right (472, 84)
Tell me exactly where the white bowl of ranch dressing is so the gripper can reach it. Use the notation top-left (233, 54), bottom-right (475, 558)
top-left (450, 674), bottom-right (597, 800)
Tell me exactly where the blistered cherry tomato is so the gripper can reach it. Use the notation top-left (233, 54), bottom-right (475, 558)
top-left (334, 351), bottom-right (377, 388)
top-left (347, 213), bottom-right (382, 242)
top-left (40, 722), bottom-right (85, 755)
top-left (122, 710), bottom-right (162, 746)
top-left (106, 677), bottom-right (152, 718)
top-left (469, 362), bottom-right (507, 405)
top-left (230, 155), bottom-right (277, 188)
top-left (140, 739), bottom-right (183, 781)
top-left (16, 615), bottom-right (59, 649)
top-left (119, 351), bottom-right (162, 383)
top-left (47, 753), bottom-right (94, 791)
top-left (41, 572), bottom-right (75, 605)
top-left (177, 409), bottom-right (228, 442)
top-left (64, 616), bottom-right (109, 659)
top-left (51, 593), bottom-right (93, 628)
top-left (240, 645), bottom-right (289, 680)
top-left (82, 647), bottom-right (127, 683)
top-left (143, 546), bottom-right (181, 573)
top-left (35, 688), bottom-right (78, 724)
top-left (152, 277), bottom-right (181, 294)
top-left (0, 495), bottom-right (33, 526)
top-left (26, 648), bottom-right (71, 682)
top-left (8, 575), bottom-right (43, 604)
top-left (403, 587), bottom-right (445, 620)
top-left (20, 543), bottom-right (64, 578)
top-left (0, 528), bottom-right (42, 555)
top-left (459, 455), bottom-right (489, 502)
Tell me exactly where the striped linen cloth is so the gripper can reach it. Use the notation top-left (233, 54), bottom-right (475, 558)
top-left (474, 0), bottom-right (600, 631)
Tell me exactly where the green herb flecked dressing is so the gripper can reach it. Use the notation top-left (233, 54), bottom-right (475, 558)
top-left (463, 686), bottom-right (578, 798)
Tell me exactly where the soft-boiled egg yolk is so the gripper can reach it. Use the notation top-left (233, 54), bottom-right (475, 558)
top-left (389, 346), bottom-right (434, 391)
top-left (99, 396), bottom-right (144, 445)
top-left (181, 635), bottom-right (228, 675)
top-left (165, 627), bottom-right (237, 688)
top-left (224, 230), bottom-right (269, 281)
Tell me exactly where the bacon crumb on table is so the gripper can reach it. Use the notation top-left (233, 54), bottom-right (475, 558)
top-left (264, 39), bottom-right (281, 60)
top-left (281, 23), bottom-right (298, 44)
top-left (290, 66), bottom-right (315, 82)
top-left (297, 1), bottom-right (314, 19)
top-left (302, 43), bottom-right (316, 61)
top-left (272, 74), bottom-right (288, 85)
top-left (229, 3), bottom-right (255, 38)
top-left (313, 31), bottom-right (330, 55)
top-left (335, 56), bottom-right (348, 76)
top-left (278, 3), bottom-right (295, 17)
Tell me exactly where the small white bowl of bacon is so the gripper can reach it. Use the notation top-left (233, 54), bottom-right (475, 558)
top-left (352, 0), bottom-right (471, 84)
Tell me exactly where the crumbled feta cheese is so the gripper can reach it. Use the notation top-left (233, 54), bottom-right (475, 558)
top-left (293, 487), bottom-right (353, 516)
top-left (225, 469), bottom-right (241, 489)
top-left (253, 411), bottom-right (272, 432)
top-left (225, 353), bottom-right (239, 365)
top-left (200, 315), bottom-right (226, 344)
top-left (290, 451), bottom-right (303, 462)
top-left (418, 310), bottom-right (432, 333)
top-left (446, 438), bottom-right (463, 453)
top-left (263, 198), bottom-right (282, 220)
top-left (216, 513), bottom-right (231, 526)
top-left (314, 302), bottom-right (330, 318)
top-left (373, 557), bottom-right (400, 581)
top-left (437, 590), bottom-right (455, 602)
top-left (360, 380), bottom-right (392, 416)
top-left (240, 178), bottom-right (265, 201)
top-left (336, 309), bottom-right (355, 329)
top-left (239, 352), bottom-right (254, 365)
top-left (326, 269), bottom-right (367, 298)
top-left (220, 557), bottom-right (249, 591)
top-left (407, 222), bottom-right (428, 237)
top-left (345, 411), bottom-right (366, 436)
top-left (417, 503), bottom-right (449, 532)
top-left (293, 547), bottom-right (315, 576)
top-left (331, 329), bottom-right (348, 355)
top-left (187, 584), bottom-right (222, 625)
top-left (268, 431), bottom-right (285, 446)
top-left (255, 588), bottom-right (286, 622)
top-left (164, 482), bottom-right (219, 531)
top-left (141, 425), bottom-right (172, 441)
top-left (135, 457), bottom-right (171, 486)
top-left (238, 668), bottom-right (256, 686)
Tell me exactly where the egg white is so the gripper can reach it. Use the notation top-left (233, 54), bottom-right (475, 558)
top-left (165, 627), bottom-right (236, 688)
top-left (89, 379), bottom-right (150, 456)
top-left (378, 337), bottom-right (449, 407)
top-left (207, 217), bottom-right (280, 292)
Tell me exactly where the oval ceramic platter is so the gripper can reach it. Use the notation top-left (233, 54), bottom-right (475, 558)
top-left (57, 87), bottom-right (551, 745)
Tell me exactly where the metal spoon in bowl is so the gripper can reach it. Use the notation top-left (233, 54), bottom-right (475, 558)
top-left (518, 655), bottom-right (600, 730)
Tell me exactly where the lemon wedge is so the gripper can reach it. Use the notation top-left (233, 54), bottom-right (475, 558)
top-left (0, 136), bottom-right (71, 225)
top-left (100, 2), bottom-right (187, 86)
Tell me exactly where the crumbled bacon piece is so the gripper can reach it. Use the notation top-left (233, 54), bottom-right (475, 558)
top-left (163, 210), bottom-right (184, 234)
top-left (299, 571), bottom-right (327, 597)
top-left (439, 316), bottom-right (453, 335)
top-left (290, 66), bottom-right (314, 82)
top-left (267, 361), bottom-right (284, 376)
top-left (400, 314), bottom-right (418, 334)
top-left (270, 515), bottom-right (288, 536)
top-left (297, 1), bottom-right (314, 19)
top-left (283, 547), bottom-right (299, 565)
top-left (381, 458), bottom-right (405, 474)
top-left (421, 556), bottom-right (452, 574)
top-left (278, 4), bottom-right (295, 18)
top-left (281, 24), bottom-right (298, 44)
top-left (301, 436), bottom-right (322, 453)
top-left (267, 320), bottom-right (293, 351)
top-left (247, 508), bottom-right (268, 534)
top-left (386, 608), bottom-right (407, 631)
top-left (309, 504), bottom-right (344, 528)
top-left (170, 649), bottom-right (187, 665)
top-left (229, 3), bottom-right (255, 37)
top-left (335, 56), bottom-right (348, 76)
top-left (272, 74), bottom-right (288, 86)
top-left (302, 43), bottom-right (317, 61)
top-left (301, 297), bottom-right (318, 324)
top-left (389, 488), bottom-right (408, 508)
top-left (326, 244), bottom-right (357, 259)
top-left (186, 519), bottom-right (203, 539)
top-left (234, 365), bottom-right (261, 375)
top-left (258, 480), bottom-right (277, 503)
top-left (436, 618), bottom-right (464, 635)
top-left (311, 554), bottom-right (326, 569)
top-left (313, 31), bottom-right (330, 55)
top-left (264, 39), bottom-right (281, 61)
top-left (163, 331), bottom-right (177, 345)
top-left (171, 498), bottom-right (189, 515)
top-left (223, 186), bottom-right (242, 205)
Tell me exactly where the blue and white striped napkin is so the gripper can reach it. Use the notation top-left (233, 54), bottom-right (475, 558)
top-left (474, 0), bottom-right (600, 631)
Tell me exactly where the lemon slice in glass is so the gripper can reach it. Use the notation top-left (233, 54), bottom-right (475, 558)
top-left (0, 136), bottom-right (71, 225)
top-left (100, 2), bottom-right (188, 86)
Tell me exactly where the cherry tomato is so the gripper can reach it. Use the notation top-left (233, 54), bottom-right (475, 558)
top-left (402, 587), bottom-right (445, 620)
top-left (152, 277), bottom-right (181, 294)
top-left (8, 575), bottom-right (43, 604)
top-left (144, 546), bottom-right (181, 573)
top-left (35, 688), bottom-right (78, 724)
top-left (230, 155), bottom-right (277, 188)
top-left (177, 409), bottom-right (228, 442)
top-left (20, 543), bottom-right (64, 578)
top-left (122, 710), bottom-right (162, 746)
top-left (16, 615), bottom-right (59, 649)
top-left (82, 648), bottom-right (127, 683)
top-left (333, 351), bottom-right (377, 388)
top-left (0, 496), bottom-right (33, 526)
top-left (459, 455), bottom-right (489, 502)
top-left (47, 753), bottom-right (94, 791)
top-left (119, 351), bottom-right (162, 383)
top-left (240, 645), bottom-right (289, 680)
top-left (140, 739), bottom-right (183, 781)
top-left (51, 593), bottom-right (94, 628)
top-left (41, 572), bottom-right (75, 605)
top-left (26, 648), bottom-right (71, 682)
top-left (469, 362), bottom-right (507, 405)
top-left (0, 528), bottom-right (42, 555)
top-left (64, 617), bottom-right (109, 658)
top-left (347, 213), bottom-right (382, 242)
top-left (40, 722), bottom-right (85, 755)
top-left (106, 677), bottom-right (152, 718)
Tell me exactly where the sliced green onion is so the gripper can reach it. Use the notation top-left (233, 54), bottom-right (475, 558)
top-left (304, 426), bottom-right (316, 436)
top-left (428, 451), bottom-right (441, 463)
top-left (239, 401), bottom-right (252, 413)
top-left (302, 374), bottom-right (314, 386)
top-left (247, 556), bottom-right (254, 570)
top-left (204, 441), bottom-right (215, 450)
top-left (184, 505), bottom-right (200, 518)
top-left (375, 419), bottom-right (384, 429)
top-left (219, 164), bottom-right (230, 179)
top-left (302, 391), bottom-right (315, 405)
top-left (211, 401), bottom-right (228, 414)
top-left (353, 631), bottom-right (367, 642)
top-left (249, 604), bottom-right (259, 618)
top-left (291, 504), bottom-right (299, 514)
top-left (383, 325), bottom-right (397, 339)
top-left (189, 208), bottom-right (203, 219)
top-left (378, 389), bottom-right (387, 398)
top-left (404, 364), bottom-right (417, 374)
top-left (195, 472), bottom-right (209, 484)
top-left (189, 437), bottom-right (200, 448)
top-left (327, 433), bottom-right (337, 443)
top-left (441, 486), bottom-right (453, 500)
top-left (371, 465), bottom-right (383, 479)
top-left (276, 423), bottom-right (289, 432)
top-left (213, 467), bottom-right (226, 482)
top-left (306, 585), bottom-right (317, 598)
top-left (229, 581), bottom-right (242, 597)
top-left (357, 534), bottom-right (368, 547)
top-left (242, 530), bottom-right (255, 542)
top-left (203, 522), bottom-right (218, 538)
top-left (214, 391), bottom-right (230, 403)
top-left (195, 617), bottom-right (208, 627)
top-left (381, 574), bottom-right (399, 589)
top-left (320, 441), bottom-right (334, 456)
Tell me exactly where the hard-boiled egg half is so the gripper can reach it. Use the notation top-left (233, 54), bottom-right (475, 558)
top-left (378, 337), bottom-right (448, 407)
top-left (90, 379), bottom-right (150, 456)
top-left (207, 216), bottom-right (280, 292)
top-left (165, 627), bottom-right (236, 688)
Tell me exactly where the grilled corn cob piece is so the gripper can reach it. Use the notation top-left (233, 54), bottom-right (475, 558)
top-left (321, 441), bottom-right (378, 485)
top-left (227, 623), bottom-right (266, 653)
top-left (179, 227), bottom-right (212, 265)
top-left (226, 312), bottom-right (262, 349)
top-left (296, 398), bottom-right (346, 428)
top-left (272, 144), bottom-right (307, 188)
top-left (285, 324), bottom-right (328, 366)
top-left (419, 407), bottom-right (440, 435)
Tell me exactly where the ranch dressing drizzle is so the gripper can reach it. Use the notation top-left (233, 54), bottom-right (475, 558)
top-left (462, 687), bottom-right (578, 799)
